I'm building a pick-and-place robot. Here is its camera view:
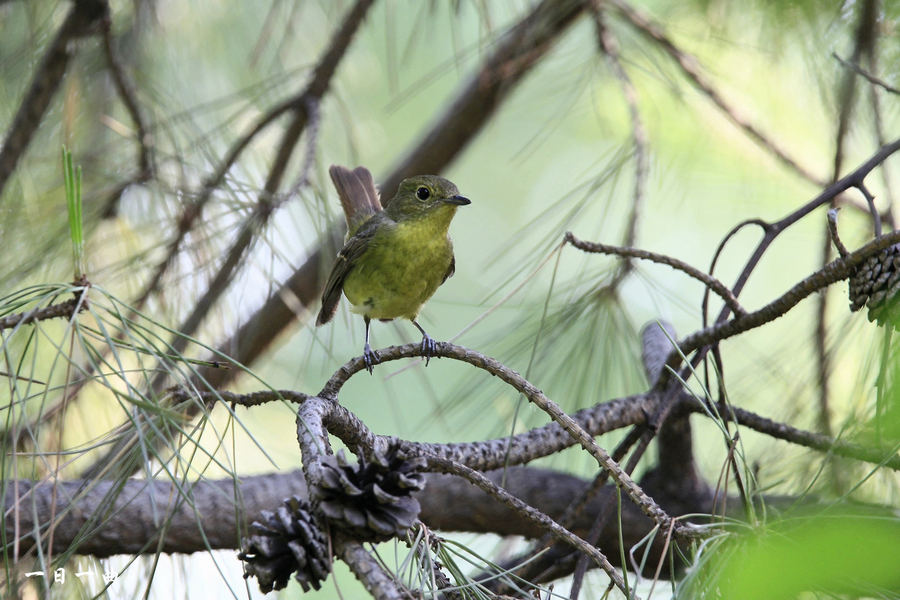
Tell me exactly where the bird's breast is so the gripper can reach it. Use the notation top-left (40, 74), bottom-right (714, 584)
top-left (342, 219), bottom-right (454, 320)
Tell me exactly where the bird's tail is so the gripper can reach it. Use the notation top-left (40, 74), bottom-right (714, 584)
top-left (329, 165), bottom-right (382, 237)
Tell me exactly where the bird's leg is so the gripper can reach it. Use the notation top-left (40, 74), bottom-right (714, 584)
top-left (363, 316), bottom-right (380, 374)
top-left (412, 319), bottom-right (437, 366)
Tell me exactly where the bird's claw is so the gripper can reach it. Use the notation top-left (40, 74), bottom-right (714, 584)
top-left (420, 334), bottom-right (437, 366)
top-left (363, 343), bottom-right (380, 374)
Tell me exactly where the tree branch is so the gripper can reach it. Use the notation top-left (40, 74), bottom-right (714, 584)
top-left (0, 295), bottom-right (85, 331)
top-left (0, 0), bottom-right (109, 199)
top-left (564, 232), bottom-right (746, 316)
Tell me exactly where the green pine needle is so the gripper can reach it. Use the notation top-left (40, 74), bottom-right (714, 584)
top-left (62, 146), bottom-right (85, 281)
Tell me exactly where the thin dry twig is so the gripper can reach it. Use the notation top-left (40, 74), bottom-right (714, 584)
top-left (699, 136), bottom-right (900, 336)
top-left (424, 455), bottom-right (629, 596)
top-left (99, 16), bottom-right (153, 217)
top-left (564, 232), bottom-right (746, 316)
top-left (673, 227), bottom-right (900, 368)
top-left (592, 4), bottom-right (648, 291)
top-left (827, 209), bottom-right (850, 258)
top-left (0, 296), bottom-right (86, 331)
top-left (833, 51), bottom-right (900, 96)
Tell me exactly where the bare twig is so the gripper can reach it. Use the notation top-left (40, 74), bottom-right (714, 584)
top-left (0, 296), bottom-right (86, 331)
top-left (858, 182), bottom-right (881, 237)
top-left (708, 137), bottom-right (900, 327)
top-left (833, 52), bottom-right (900, 96)
top-left (564, 232), bottom-right (746, 316)
top-left (673, 227), bottom-right (900, 368)
top-left (591, 4), bottom-right (649, 291)
top-left (827, 208), bottom-right (850, 258)
top-left (424, 455), bottom-right (630, 596)
top-left (99, 16), bottom-right (153, 217)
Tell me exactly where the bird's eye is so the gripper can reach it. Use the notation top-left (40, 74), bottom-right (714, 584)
top-left (416, 186), bottom-right (431, 200)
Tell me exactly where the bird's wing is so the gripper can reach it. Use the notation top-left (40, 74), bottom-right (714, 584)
top-left (329, 165), bottom-right (382, 237)
top-left (441, 254), bottom-right (456, 284)
top-left (316, 216), bottom-right (384, 326)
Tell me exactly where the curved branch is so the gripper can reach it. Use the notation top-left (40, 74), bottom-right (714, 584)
top-left (720, 136), bottom-right (900, 318)
top-left (190, 385), bottom-right (900, 472)
top-left (672, 227), bottom-right (900, 366)
top-left (318, 342), bottom-right (692, 539)
top-left (423, 455), bottom-right (628, 595)
top-left (565, 232), bottom-right (746, 316)
top-left (99, 17), bottom-right (152, 218)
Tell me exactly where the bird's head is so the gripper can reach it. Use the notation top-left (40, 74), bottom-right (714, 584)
top-left (386, 175), bottom-right (470, 222)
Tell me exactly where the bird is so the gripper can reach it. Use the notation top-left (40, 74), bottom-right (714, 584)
top-left (316, 165), bottom-right (470, 373)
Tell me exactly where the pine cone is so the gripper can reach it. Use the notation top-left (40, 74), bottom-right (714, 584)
top-left (238, 496), bottom-right (331, 593)
top-left (849, 243), bottom-right (900, 327)
top-left (317, 447), bottom-right (426, 542)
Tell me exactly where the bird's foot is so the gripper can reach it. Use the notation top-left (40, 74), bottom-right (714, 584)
top-left (363, 343), bottom-right (380, 374)
top-left (420, 334), bottom-right (437, 366)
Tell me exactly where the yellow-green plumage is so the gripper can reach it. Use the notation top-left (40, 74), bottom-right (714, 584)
top-left (342, 213), bottom-right (457, 320)
top-left (317, 165), bottom-right (470, 372)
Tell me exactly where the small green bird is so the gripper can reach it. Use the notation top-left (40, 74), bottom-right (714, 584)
top-left (317, 165), bottom-right (470, 373)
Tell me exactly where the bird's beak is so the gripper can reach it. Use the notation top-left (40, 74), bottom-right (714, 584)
top-left (445, 195), bottom-right (471, 206)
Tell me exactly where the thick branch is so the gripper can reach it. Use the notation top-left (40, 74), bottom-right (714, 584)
top-left (0, 467), bottom-right (673, 574)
